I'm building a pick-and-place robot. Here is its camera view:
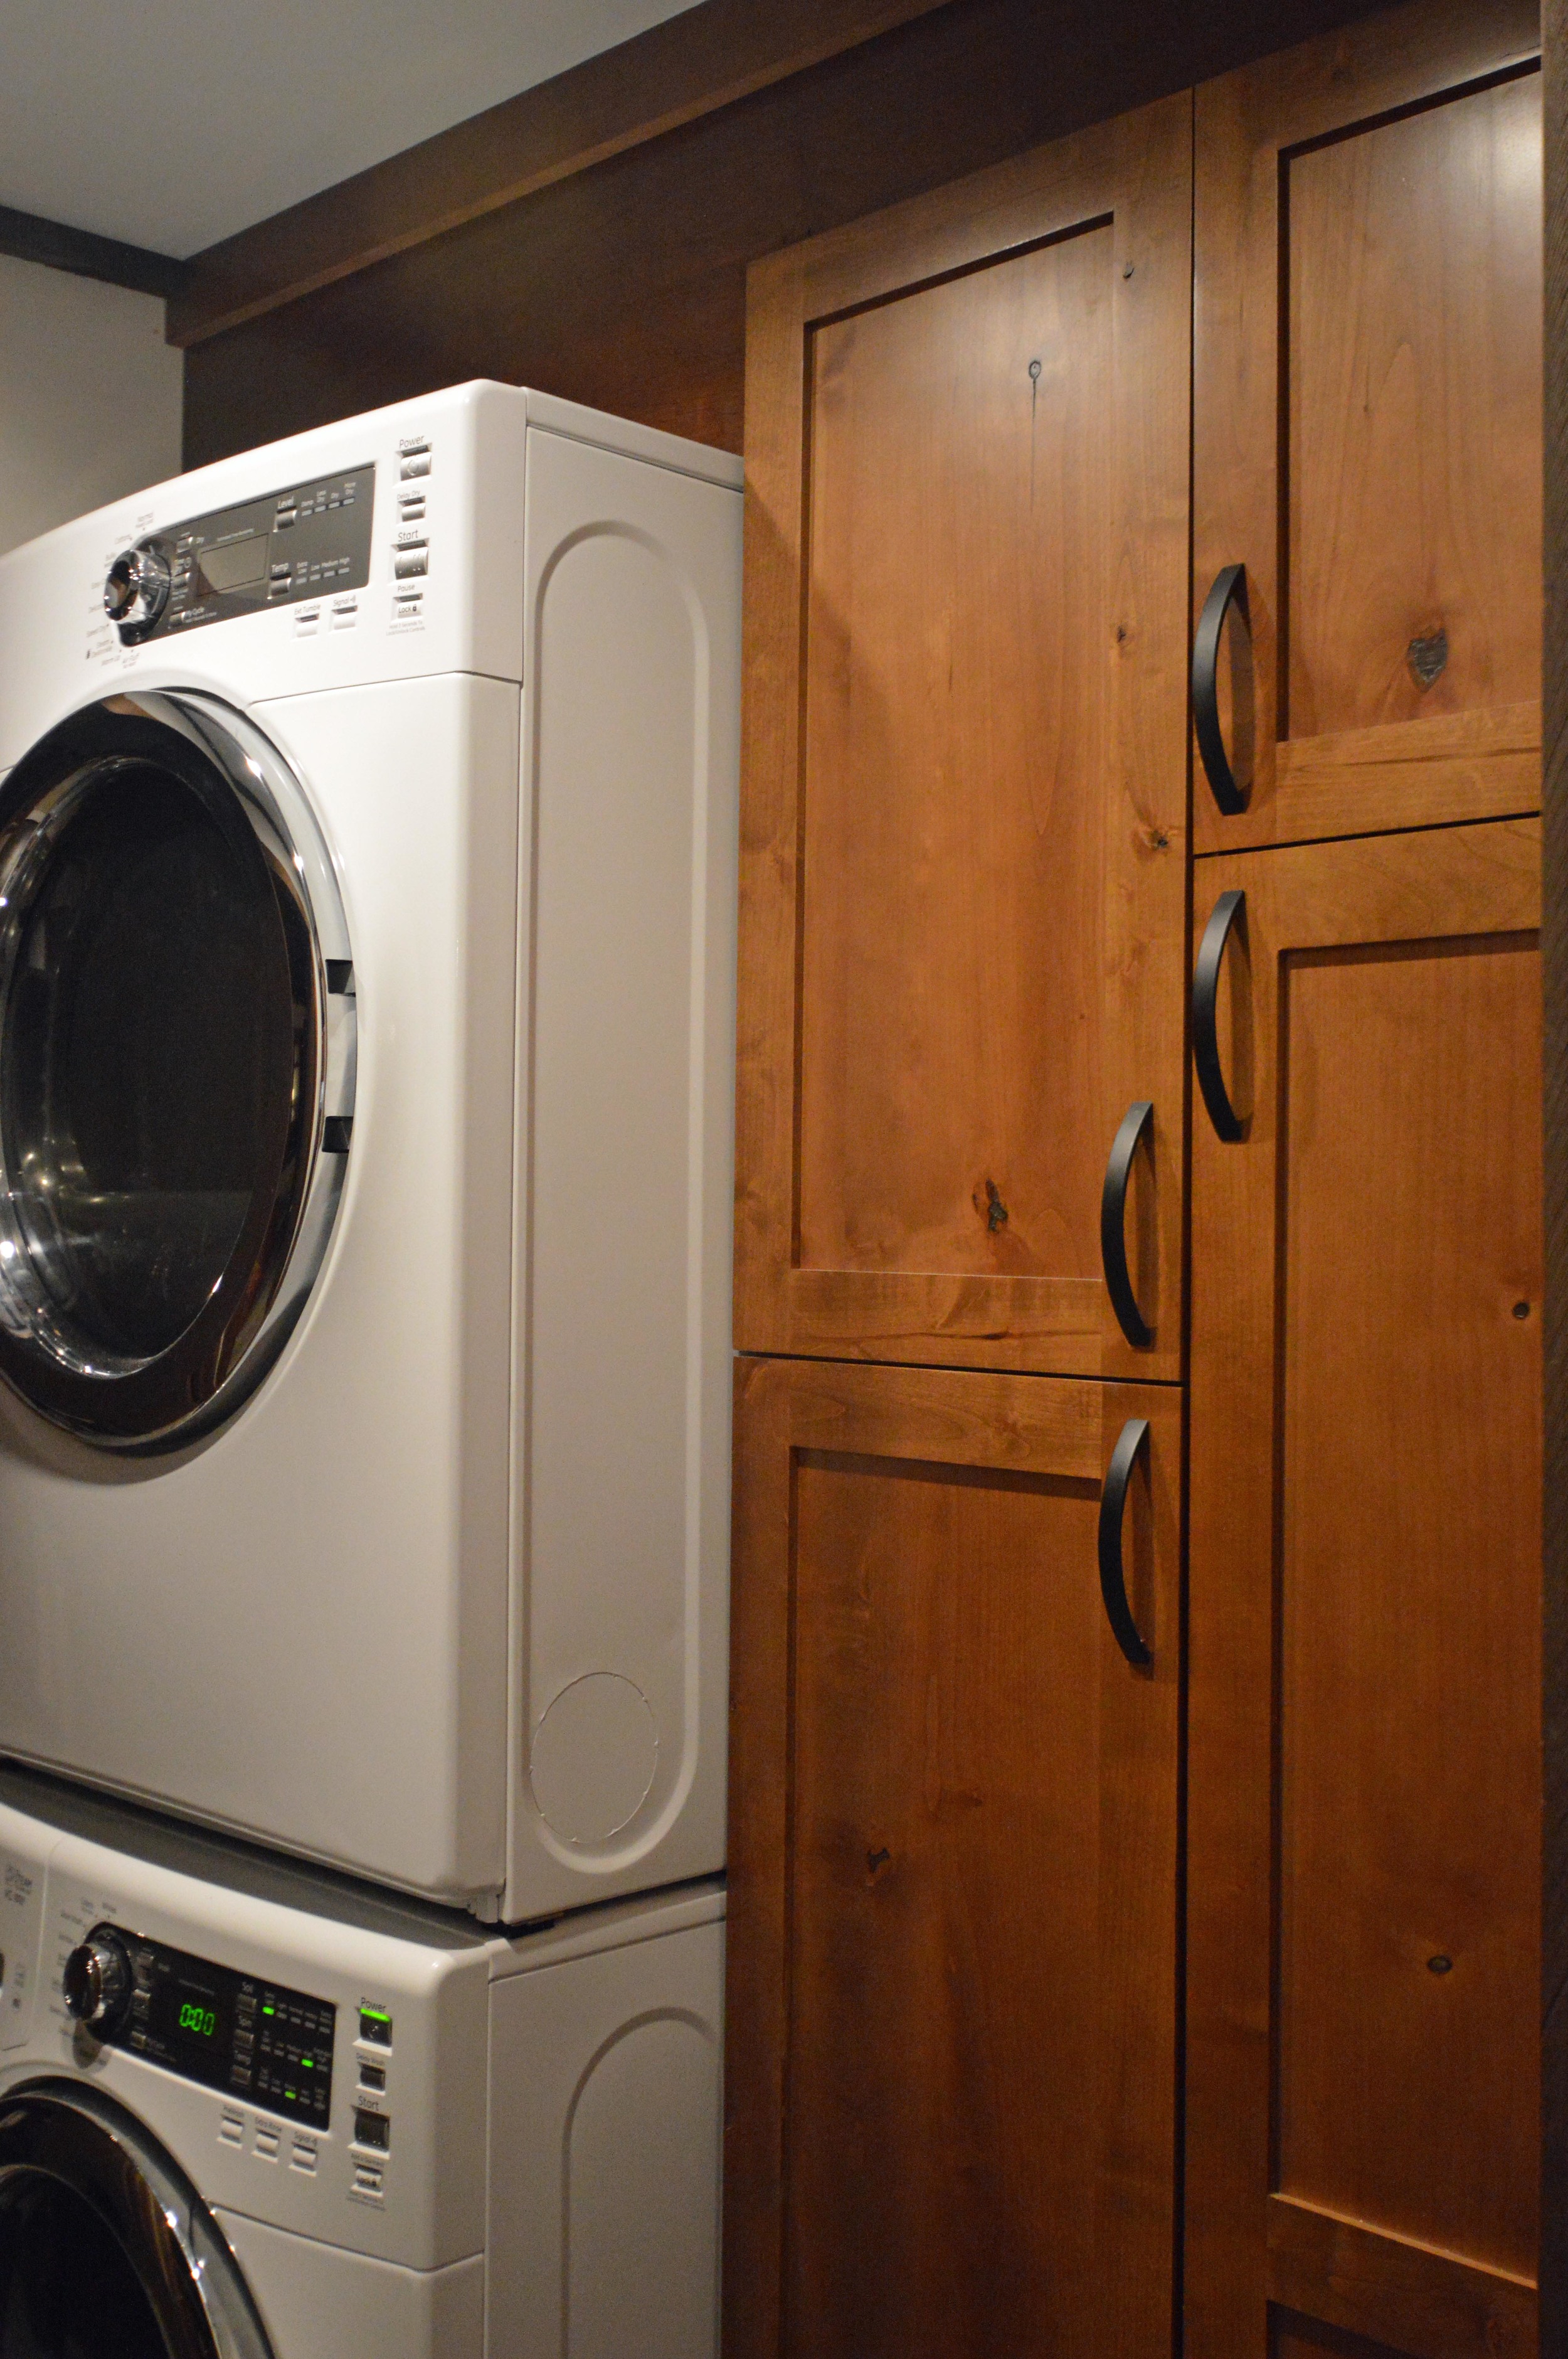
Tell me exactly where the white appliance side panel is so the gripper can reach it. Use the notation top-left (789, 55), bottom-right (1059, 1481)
top-left (486, 1914), bottom-right (724, 2359)
top-left (216, 2213), bottom-right (485, 2359)
top-left (507, 424), bottom-right (740, 1917)
top-left (0, 673), bottom-right (518, 1905)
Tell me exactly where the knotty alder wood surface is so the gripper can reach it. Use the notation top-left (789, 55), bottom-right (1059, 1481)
top-left (735, 99), bottom-right (1190, 1380)
top-left (1184, 817), bottom-right (1544, 2359)
top-left (1192, 0), bottom-right (1543, 853)
top-left (723, 1356), bottom-right (1182, 2359)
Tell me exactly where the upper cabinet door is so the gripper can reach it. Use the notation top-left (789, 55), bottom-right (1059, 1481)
top-left (736, 100), bottom-right (1191, 1380)
top-left (1192, 0), bottom-right (1542, 852)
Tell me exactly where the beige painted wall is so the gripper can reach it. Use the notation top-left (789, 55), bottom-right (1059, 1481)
top-left (0, 253), bottom-right (183, 556)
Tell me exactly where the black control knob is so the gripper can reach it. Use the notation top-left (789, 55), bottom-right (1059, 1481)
top-left (63, 1929), bottom-right (133, 2033)
top-left (104, 542), bottom-right (171, 641)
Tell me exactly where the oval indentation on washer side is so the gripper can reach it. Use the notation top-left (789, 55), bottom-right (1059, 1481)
top-left (529, 1673), bottom-right (659, 1845)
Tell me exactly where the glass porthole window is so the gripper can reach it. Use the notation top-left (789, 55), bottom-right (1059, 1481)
top-left (0, 2082), bottom-right (273, 2358)
top-left (0, 692), bottom-right (355, 1449)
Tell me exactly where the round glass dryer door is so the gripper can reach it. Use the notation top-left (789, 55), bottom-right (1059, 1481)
top-left (0, 2081), bottom-right (273, 2357)
top-left (0, 691), bottom-right (355, 1450)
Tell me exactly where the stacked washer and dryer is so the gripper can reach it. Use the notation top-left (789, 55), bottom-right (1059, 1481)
top-left (0, 383), bottom-right (741, 2355)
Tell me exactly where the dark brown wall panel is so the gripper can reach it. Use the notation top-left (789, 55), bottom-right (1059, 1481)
top-left (183, 0), bottom-right (1389, 467)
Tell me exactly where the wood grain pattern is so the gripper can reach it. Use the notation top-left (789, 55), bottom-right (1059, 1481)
top-left (799, 224), bottom-right (1117, 1287)
top-left (1192, 0), bottom-right (1542, 852)
top-left (1277, 940), bottom-right (1541, 2272)
top-left (1271, 704), bottom-right (1541, 841)
top-left (723, 1354), bottom-right (1182, 2359)
top-left (1286, 72), bottom-right (1542, 741)
top-left (1184, 817), bottom-right (1544, 2359)
top-left (736, 97), bottom-right (1191, 1380)
top-left (1268, 2197), bottom-right (1539, 2359)
top-left (1540, 0), bottom-right (1568, 2347)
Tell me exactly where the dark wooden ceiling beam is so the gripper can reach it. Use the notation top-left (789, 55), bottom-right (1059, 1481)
top-left (167, 0), bottom-right (956, 348)
top-left (0, 203), bottom-right (188, 300)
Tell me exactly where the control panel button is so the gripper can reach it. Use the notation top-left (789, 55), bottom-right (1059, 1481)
top-left (393, 549), bottom-right (428, 579)
top-left (352, 2107), bottom-right (391, 2151)
top-left (358, 2006), bottom-right (391, 2046)
top-left (400, 451), bottom-right (432, 479)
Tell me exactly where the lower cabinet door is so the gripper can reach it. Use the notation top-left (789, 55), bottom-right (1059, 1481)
top-left (723, 1356), bottom-right (1182, 2359)
top-left (1185, 816), bottom-right (1543, 2358)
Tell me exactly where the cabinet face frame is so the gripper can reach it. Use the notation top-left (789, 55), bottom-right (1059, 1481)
top-left (1184, 817), bottom-right (1543, 2359)
top-left (724, 1353), bottom-right (1184, 2359)
top-left (735, 98), bottom-right (1191, 1381)
top-left (1192, 0), bottom-right (1542, 855)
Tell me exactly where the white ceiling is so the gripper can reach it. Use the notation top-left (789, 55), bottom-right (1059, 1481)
top-left (1, 0), bottom-right (701, 259)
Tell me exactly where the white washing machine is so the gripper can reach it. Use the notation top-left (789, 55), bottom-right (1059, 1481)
top-left (0, 383), bottom-right (741, 1919)
top-left (0, 1764), bottom-right (724, 2358)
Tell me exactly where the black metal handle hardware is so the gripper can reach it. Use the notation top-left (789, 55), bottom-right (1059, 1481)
top-left (1100, 1100), bottom-right (1154, 1347)
top-left (1098, 1417), bottom-right (1152, 1668)
top-left (1192, 563), bottom-right (1251, 816)
top-left (1193, 890), bottom-right (1246, 1142)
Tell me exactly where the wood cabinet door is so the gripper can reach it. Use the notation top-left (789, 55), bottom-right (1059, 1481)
top-left (724, 1355), bottom-right (1182, 2359)
top-left (1185, 819), bottom-right (1543, 2358)
top-left (1192, 0), bottom-right (1542, 853)
top-left (736, 99), bottom-right (1190, 1381)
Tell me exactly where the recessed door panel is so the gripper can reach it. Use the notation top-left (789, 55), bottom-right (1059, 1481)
top-left (1276, 940), bottom-right (1540, 2274)
top-left (1286, 78), bottom-right (1542, 744)
top-left (800, 228), bottom-right (1113, 1289)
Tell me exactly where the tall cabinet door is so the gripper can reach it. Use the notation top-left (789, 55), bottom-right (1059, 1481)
top-left (724, 1356), bottom-right (1182, 2359)
top-left (736, 99), bottom-right (1190, 1381)
top-left (1185, 819), bottom-right (1543, 2357)
top-left (1192, 0), bottom-right (1541, 853)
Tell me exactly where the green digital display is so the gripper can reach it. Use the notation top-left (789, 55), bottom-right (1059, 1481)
top-left (178, 2000), bottom-right (217, 2038)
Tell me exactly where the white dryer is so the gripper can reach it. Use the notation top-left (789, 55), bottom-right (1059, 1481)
top-left (0, 384), bottom-right (741, 1919)
top-left (0, 1765), bottom-right (724, 2358)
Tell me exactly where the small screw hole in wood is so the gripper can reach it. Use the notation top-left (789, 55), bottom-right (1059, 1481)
top-left (1428, 1954), bottom-right (1453, 1974)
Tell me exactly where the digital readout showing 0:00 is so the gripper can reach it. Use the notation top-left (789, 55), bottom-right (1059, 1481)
top-left (177, 2000), bottom-right (217, 2038)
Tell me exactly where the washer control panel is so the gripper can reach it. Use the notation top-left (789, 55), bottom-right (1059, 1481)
top-left (105, 462), bottom-right (376, 644)
top-left (72, 1922), bottom-right (336, 2129)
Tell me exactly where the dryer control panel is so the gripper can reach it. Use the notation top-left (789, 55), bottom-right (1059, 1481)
top-left (105, 463), bottom-right (376, 644)
top-left (68, 1922), bottom-right (336, 2129)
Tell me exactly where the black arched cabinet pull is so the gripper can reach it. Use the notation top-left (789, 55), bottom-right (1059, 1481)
top-left (1193, 890), bottom-right (1246, 1143)
top-left (1100, 1100), bottom-right (1155, 1347)
top-left (1192, 563), bottom-right (1250, 816)
top-left (1098, 1417), bottom-right (1152, 1668)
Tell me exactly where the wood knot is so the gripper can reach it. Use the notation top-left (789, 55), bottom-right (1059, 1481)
top-left (977, 1179), bottom-right (1009, 1232)
top-left (1406, 627), bottom-right (1448, 690)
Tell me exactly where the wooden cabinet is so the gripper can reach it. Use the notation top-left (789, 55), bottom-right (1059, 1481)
top-left (1184, 821), bottom-right (1543, 2356)
top-left (724, 1356), bottom-right (1182, 2359)
top-left (1184, 5), bottom-right (1545, 2352)
top-left (1192, 0), bottom-right (1542, 851)
top-left (735, 99), bottom-right (1191, 1381)
top-left (727, 7), bottom-right (1545, 2355)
